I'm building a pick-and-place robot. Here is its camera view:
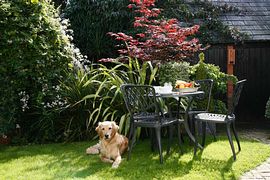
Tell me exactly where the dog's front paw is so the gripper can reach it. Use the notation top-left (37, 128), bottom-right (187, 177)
top-left (112, 162), bottom-right (119, 169)
top-left (86, 147), bottom-right (99, 155)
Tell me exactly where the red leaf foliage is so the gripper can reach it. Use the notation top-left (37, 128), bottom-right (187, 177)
top-left (103, 0), bottom-right (204, 63)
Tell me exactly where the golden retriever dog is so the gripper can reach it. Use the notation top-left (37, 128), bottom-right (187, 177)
top-left (86, 121), bottom-right (128, 168)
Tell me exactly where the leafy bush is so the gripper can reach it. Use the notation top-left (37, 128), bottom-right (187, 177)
top-left (64, 0), bottom-right (134, 61)
top-left (265, 97), bottom-right (270, 119)
top-left (213, 99), bottom-right (228, 114)
top-left (159, 61), bottom-right (190, 86)
top-left (189, 53), bottom-right (237, 113)
top-left (0, 0), bottom-right (80, 142)
top-left (190, 53), bottom-right (237, 98)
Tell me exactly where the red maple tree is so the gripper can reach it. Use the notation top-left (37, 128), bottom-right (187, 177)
top-left (100, 0), bottom-right (203, 63)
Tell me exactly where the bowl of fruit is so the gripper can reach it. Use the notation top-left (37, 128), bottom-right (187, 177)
top-left (175, 80), bottom-right (200, 93)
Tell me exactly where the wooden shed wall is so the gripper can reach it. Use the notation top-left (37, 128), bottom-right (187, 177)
top-left (204, 42), bottom-right (270, 122)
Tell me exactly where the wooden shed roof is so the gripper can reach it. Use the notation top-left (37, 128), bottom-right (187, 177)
top-left (211, 0), bottom-right (270, 41)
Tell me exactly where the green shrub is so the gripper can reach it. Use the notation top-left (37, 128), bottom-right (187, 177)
top-left (0, 0), bottom-right (80, 142)
top-left (64, 0), bottom-right (134, 61)
top-left (190, 53), bottom-right (237, 98)
top-left (208, 99), bottom-right (227, 114)
top-left (157, 54), bottom-right (233, 114)
top-left (189, 53), bottom-right (237, 113)
top-left (159, 61), bottom-right (191, 86)
top-left (265, 97), bottom-right (270, 119)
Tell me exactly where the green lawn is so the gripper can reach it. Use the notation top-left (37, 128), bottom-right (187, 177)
top-left (1, 136), bottom-right (270, 180)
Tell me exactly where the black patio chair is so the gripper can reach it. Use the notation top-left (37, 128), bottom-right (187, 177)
top-left (121, 84), bottom-right (182, 164)
top-left (187, 79), bottom-right (216, 139)
top-left (193, 79), bottom-right (246, 160)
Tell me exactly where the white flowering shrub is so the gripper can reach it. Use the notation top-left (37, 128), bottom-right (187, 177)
top-left (0, 0), bottom-right (86, 142)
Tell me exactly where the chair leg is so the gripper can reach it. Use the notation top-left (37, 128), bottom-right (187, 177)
top-left (181, 133), bottom-right (185, 143)
top-left (232, 121), bottom-right (241, 151)
top-left (155, 127), bottom-right (163, 164)
top-left (177, 123), bottom-right (185, 143)
top-left (202, 121), bottom-right (206, 147)
top-left (128, 127), bottom-right (137, 161)
top-left (193, 121), bottom-right (199, 156)
top-left (167, 125), bottom-right (173, 155)
top-left (150, 129), bottom-right (155, 152)
top-left (188, 114), bottom-right (195, 135)
top-left (207, 122), bottom-right (217, 141)
top-left (177, 123), bottom-right (183, 154)
top-left (226, 123), bottom-right (236, 160)
top-left (128, 122), bottom-right (134, 142)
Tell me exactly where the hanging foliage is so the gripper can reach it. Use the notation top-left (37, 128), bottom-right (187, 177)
top-left (157, 0), bottom-right (247, 44)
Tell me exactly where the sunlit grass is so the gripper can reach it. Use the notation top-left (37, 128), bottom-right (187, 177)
top-left (1, 136), bottom-right (270, 180)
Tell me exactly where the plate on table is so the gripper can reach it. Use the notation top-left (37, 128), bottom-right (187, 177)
top-left (153, 86), bottom-right (173, 95)
top-left (177, 87), bottom-right (199, 93)
top-left (158, 91), bottom-right (173, 95)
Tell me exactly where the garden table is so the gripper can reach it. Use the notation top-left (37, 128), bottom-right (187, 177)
top-left (157, 91), bottom-right (204, 149)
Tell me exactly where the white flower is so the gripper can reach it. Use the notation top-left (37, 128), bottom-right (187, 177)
top-left (19, 91), bottom-right (29, 112)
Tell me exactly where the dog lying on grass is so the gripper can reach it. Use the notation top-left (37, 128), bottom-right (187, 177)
top-left (86, 121), bottom-right (128, 168)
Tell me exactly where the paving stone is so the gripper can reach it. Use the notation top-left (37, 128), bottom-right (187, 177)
top-left (261, 172), bottom-right (270, 177)
top-left (256, 167), bottom-right (270, 172)
top-left (239, 129), bottom-right (270, 180)
top-left (243, 172), bottom-right (254, 177)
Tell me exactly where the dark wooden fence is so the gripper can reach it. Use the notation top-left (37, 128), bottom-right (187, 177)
top-left (204, 42), bottom-right (270, 123)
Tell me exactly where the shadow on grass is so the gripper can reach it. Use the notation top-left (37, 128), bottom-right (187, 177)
top-left (0, 136), bottom-right (269, 179)
top-left (73, 137), bottom-right (238, 179)
top-left (0, 141), bottom-right (105, 179)
top-left (0, 141), bottom-right (97, 163)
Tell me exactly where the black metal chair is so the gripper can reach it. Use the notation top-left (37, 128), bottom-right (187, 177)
top-left (121, 84), bottom-right (182, 164)
top-left (193, 79), bottom-right (246, 160)
top-left (187, 79), bottom-right (216, 139)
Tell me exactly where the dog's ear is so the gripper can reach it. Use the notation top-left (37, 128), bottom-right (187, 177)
top-left (110, 122), bottom-right (117, 139)
top-left (95, 122), bottom-right (102, 132)
top-left (112, 121), bottom-right (119, 132)
top-left (96, 122), bottom-right (103, 139)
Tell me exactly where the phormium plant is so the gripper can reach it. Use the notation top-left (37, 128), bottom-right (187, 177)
top-left (57, 57), bottom-right (158, 141)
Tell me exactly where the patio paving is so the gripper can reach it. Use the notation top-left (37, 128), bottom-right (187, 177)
top-left (239, 128), bottom-right (270, 180)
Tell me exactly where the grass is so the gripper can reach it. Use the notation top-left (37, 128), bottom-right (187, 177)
top-left (1, 136), bottom-right (270, 180)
